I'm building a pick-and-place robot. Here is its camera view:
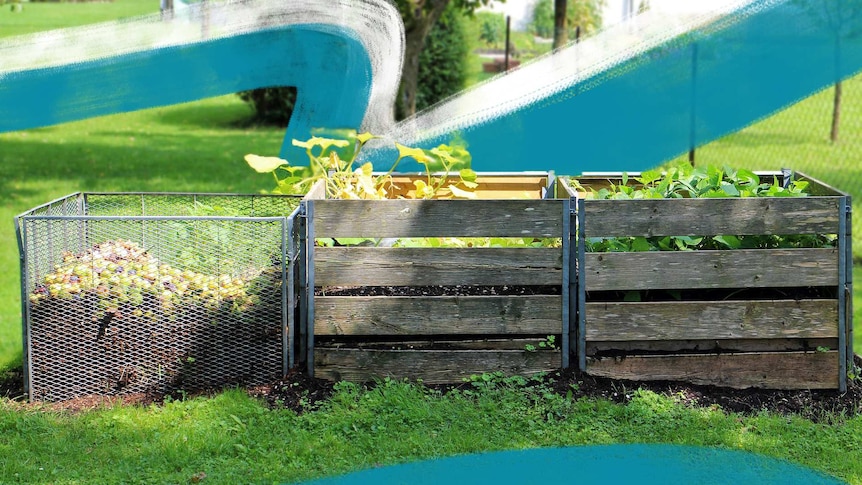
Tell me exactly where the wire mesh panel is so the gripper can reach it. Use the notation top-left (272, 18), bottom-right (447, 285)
top-left (17, 193), bottom-right (299, 401)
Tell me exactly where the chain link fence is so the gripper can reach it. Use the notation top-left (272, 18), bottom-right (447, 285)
top-left (16, 193), bottom-right (300, 401)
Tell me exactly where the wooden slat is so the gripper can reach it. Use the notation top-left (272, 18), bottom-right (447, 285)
top-left (386, 175), bottom-right (548, 200)
top-left (318, 338), bottom-right (560, 351)
top-left (586, 338), bottom-right (839, 355)
top-left (315, 348), bottom-right (561, 384)
top-left (314, 295), bottom-right (561, 335)
top-left (315, 247), bottom-right (563, 286)
top-left (583, 197), bottom-right (840, 238)
top-left (585, 300), bottom-right (838, 341)
top-left (586, 351), bottom-right (839, 389)
top-left (303, 180), bottom-right (326, 200)
top-left (311, 199), bottom-right (564, 238)
top-left (584, 248), bottom-right (838, 291)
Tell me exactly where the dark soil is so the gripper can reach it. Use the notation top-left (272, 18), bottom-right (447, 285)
top-left (5, 356), bottom-right (861, 422)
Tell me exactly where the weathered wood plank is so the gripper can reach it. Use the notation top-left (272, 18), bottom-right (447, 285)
top-left (584, 248), bottom-right (839, 291)
top-left (583, 198), bottom-right (840, 237)
top-left (586, 351), bottom-right (839, 389)
top-left (311, 199), bottom-right (564, 238)
top-left (318, 338), bottom-right (560, 351)
top-left (315, 349), bottom-right (561, 384)
top-left (586, 338), bottom-right (839, 355)
top-left (315, 247), bottom-right (563, 286)
top-left (585, 300), bottom-right (838, 341)
top-left (314, 295), bottom-right (562, 335)
top-left (303, 180), bottom-right (326, 200)
top-left (386, 175), bottom-right (549, 200)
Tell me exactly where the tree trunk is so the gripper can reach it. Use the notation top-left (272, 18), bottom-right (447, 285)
top-left (396, 1), bottom-right (450, 120)
top-left (553, 0), bottom-right (568, 49)
top-left (831, 81), bottom-right (841, 143)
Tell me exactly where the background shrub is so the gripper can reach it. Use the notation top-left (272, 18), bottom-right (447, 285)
top-left (238, 4), bottom-right (468, 123)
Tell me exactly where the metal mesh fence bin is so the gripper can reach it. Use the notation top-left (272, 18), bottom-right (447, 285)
top-left (15, 193), bottom-right (301, 401)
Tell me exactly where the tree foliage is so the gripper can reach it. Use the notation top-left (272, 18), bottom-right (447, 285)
top-left (531, 0), bottom-right (605, 40)
top-left (416, 3), bottom-right (469, 112)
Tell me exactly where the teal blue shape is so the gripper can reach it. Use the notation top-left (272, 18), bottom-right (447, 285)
top-left (375, 0), bottom-right (862, 174)
top-left (297, 444), bottom-right (845, 484)
top-left (0, 24), bottom-right (372, 165)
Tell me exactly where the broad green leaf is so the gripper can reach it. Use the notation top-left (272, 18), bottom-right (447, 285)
top-left (459, 168), bottom-right (478, 183)
top-left (635, 169), bottom-right (661, 186)
top-left (701, 189), bottom-right (729, 198)
top-left (631, 236), bottom-right (652, 252)
top-left (736, 168), bottom-right (760, 187)
top-left (720, 182), bottom-right (740, 197)
top-left (713, 235), bottom-right (741, 249)
top-left (245, 154), bottom-right (287, 173)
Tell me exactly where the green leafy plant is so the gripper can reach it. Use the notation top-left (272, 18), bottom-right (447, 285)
top-left (245, 130), bottom-right (477, 201)
top-left (525, 335), bottom-right (558, 352)
top-left (571, 163), bottom-right (837, 253)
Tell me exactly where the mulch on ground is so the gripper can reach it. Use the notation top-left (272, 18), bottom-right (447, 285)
top-left (5, 355), bottom-right (861, 422)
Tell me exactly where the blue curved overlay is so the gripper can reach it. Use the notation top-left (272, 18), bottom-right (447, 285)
top-left (299, 444), bottom-right (844, 484)
top-left (376, 0), bottom-right (862, 174)
top-left (0, 24), bottom-right (372, 164)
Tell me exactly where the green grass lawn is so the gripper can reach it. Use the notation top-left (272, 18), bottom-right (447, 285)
top-left (2, 380), bottom-right (861, 484)
top-left (2, 5), bottom-right (862, 484)
top-left (0, 0), bottom-right (158, 38)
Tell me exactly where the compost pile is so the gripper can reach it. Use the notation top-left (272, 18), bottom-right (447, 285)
top-left (25, 239), bottom-right (283, 401)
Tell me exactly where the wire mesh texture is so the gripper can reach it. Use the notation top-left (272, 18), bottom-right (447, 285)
top-left (16, 193), bottom-right (300, 401)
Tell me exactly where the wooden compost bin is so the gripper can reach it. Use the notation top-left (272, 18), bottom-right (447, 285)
top-left (560, 172), bottom-right (853, 390)
top-left (300, 173), bottom-right (569, 383)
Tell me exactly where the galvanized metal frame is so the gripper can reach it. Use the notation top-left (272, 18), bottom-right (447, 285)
top-left (304, 201), bottom-right (316, 377)
top-left (577, 197), bottom-right (587, 372)
top-left (838, 196), bottom-right (849, 392)
top-left (17, 192), bottom-right (303, 399)
top-left (561, 197), bottom-right (571, 368)
top-left (846, 200), bottom-right (855, 383)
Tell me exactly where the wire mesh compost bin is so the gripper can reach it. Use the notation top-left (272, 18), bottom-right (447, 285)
top-left (16, 193), bottom-right (301, 401)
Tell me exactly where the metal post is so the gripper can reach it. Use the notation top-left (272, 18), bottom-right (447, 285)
top-left (847, 202), bottom-right (854, 377)
top-left (15, 216), bottom-right (31, 399)
top-left (838, 197), bottom-right (848, 392)
top-left (305, 202), bottom-right (316, 377)
top-left (577, 198), bottom-right (587, 371)
top-left (297, 204), bottom-right (308, 367)
top-left (282, 216), bottom-right (291, 372)
top-left (561, 198), bottom-right (571, 368)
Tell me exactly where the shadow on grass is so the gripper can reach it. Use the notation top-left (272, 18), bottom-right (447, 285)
top-left (0, 132), bottom-right (280, 206)
top-left (153, 99), bottom-right (288, 131)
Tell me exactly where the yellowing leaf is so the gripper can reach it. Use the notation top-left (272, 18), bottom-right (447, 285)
top-left (356, 132), bottom-right (377, 144)
top-left (448, 185), bottom-right (477, 199)
top-left (292, 137), bottom-right (350, 151)
top-left (396, 143), bottom-right (430, 163)
top-left (244, 154), bottom-right (287, 173)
